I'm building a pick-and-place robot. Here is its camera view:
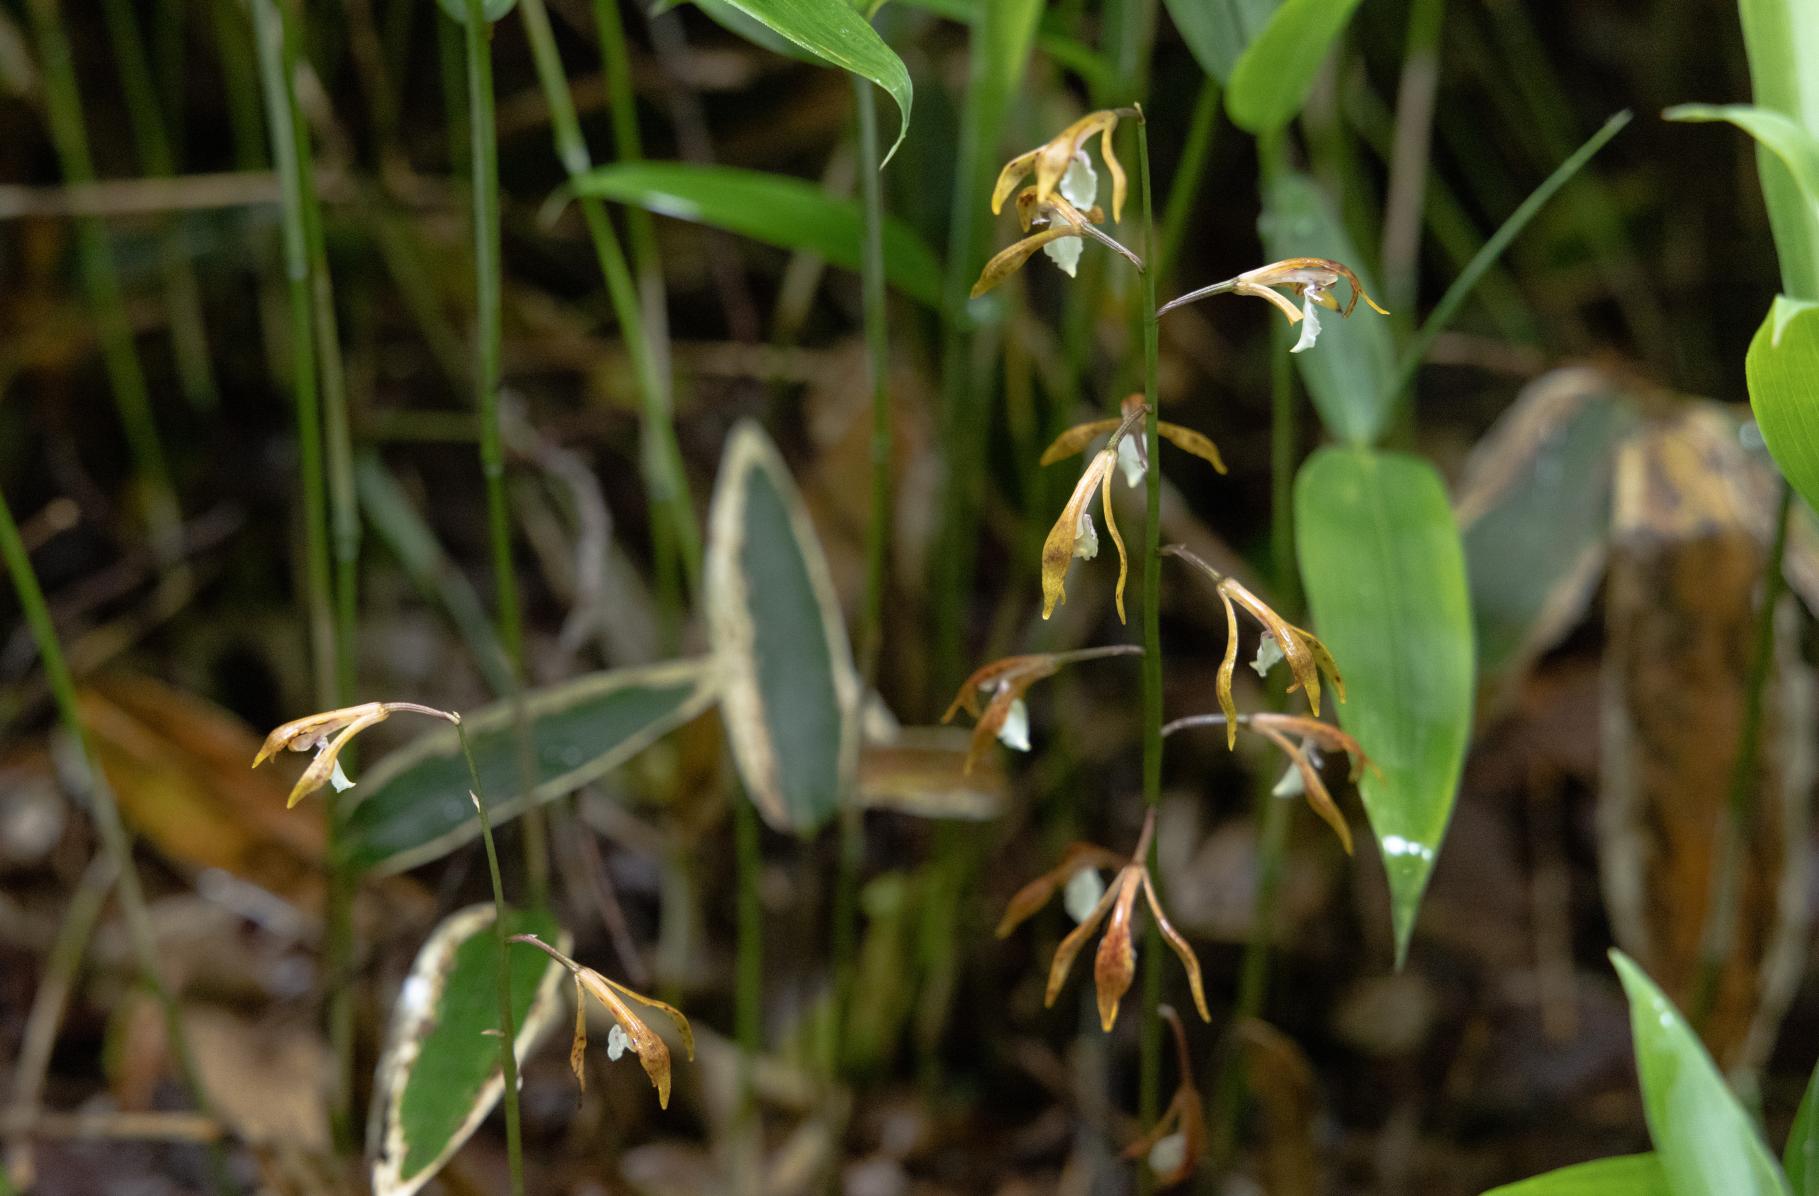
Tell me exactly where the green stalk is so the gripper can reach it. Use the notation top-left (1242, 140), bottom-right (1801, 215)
top-left (457, 721), bottom-right (526, 1196)
top-left (589, 0), bottom-right (668, 329)
top-left (464, 0), bottom-right (550, 903)
top-left (0, 492), bottom-right (228, 1194)
top-left (1156, 76), bottom-right (1221, 288)
top-left (22, 0), bottom-right (181, 557)
top-left (1134, 108), bottom-right (1166, 1190)
top-left (517, 0), bottom-right (701, 633)
top-left (1691, 480), bottom-right (1793, 1027)
top-left (247, 0), bottom-right (361, 1149)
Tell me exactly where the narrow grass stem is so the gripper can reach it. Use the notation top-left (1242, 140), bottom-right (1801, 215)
top-left (456, 721), bottom-right (526, 1196)
top-left (1134, 107), bottom-right (1166, 1194)
top-left (0, 492), bottom-right (228, 1194)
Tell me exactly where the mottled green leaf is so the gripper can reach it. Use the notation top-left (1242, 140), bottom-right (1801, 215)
top-left (706, 421), bottom-right (859, 833)
top-left (1747, 298), bottom-right (1819, 514)
top-left (1163, 0), bottom-right (1280, 83)
top-left (567, 162), bottom-right (943, 307)
top-left (1787, 1059), bottom-right (1819, 1194)
top-left (1480, 1154), bottom-right (1671, 1196)
top-left (1225, 0), bottom-right (1365, 135)
top-left (370, 905), bottom-right (564, 1196)
top-left (1611, 951), bottom-right (1791, 1196)
top-left (1296, 447), bottom-right (1475, 964)
top-left (1261, 172), bottom-right (1395, 445)
top-left (339, 661), bottom-right (719, 876)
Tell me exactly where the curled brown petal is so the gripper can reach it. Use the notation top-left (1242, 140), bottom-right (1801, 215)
top-left (1215, 590), bottom-right (1240, 751)
top-left (1039, 418), bottom-right (1120, 466)
top-left (569, 976), bottom-right (588, 1097)
top-left (1142, 870), bottom-right (1211, 1022)
top-left (286, 707), bottom-right (388, 808)
top-left (995, 843), bottom-right (1128, 939)
top-left (1041, 453), bottom-right (1113, 619)
top-left (1044, 871), bottom-right (1120, 1009)
top-left (1248, 712), bottom-right (1370, 781)
top-left (971, 226), bottom-right (1083, 299)
top-left (1101, 120), bottom-right (1126, 223)
top-left (1156, 422), bottom-right (1228, 475)
top-left (1092, 869), bottom-right (1142, 1032)
top-left (1294, 627), bottom-right (1346, 705)
top-left (1255, 726), bottom-right (1354, 855)
top-left (1222, 579), bottom-right (1322, 717)
top-left (941, 655), bottom-right (1046, 723)
top-left (578, 972), bottom-right (673, 1108)
top-left (1100, 454), bottom-right (1129, 624)
top-left (253, 702), bottom-right (388, 768)
top-left (990, 148), bottom-right (1039, 215)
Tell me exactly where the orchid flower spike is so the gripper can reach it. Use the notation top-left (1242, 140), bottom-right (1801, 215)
top-left (1163, 710), bottom-right (1375, 854)
top-left (941, 644), bottom-right (1144, 773)
top-left (509, 934), bottom-right (694, 1109)
top-left (253, 701), bottom-right (457, 808)
top-left (997, 809), bottom-right (1211, 1033)
top-left (1039, 402), bottom-right (1152, 621)
top-left (1157, 257), bottom-right (1389, 353)
top-left (971, 187), bottom-right (1144, 298)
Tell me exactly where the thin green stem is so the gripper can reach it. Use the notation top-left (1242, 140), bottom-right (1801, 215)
top-left (1691, 480), bottom-right (1793, 1027)
top-left (1156, 76), bottom-right (1221, 288)
top-left (0, 491), bottom-right (229, 1194)
top-left (457, 721), bottom-right (526, 1196)
top-left (1135, 108), bottom-right (1165, 1194)
top-left (465, 0), bottom-right (550, 904)
top-left (22, 0), bottom-right (181, 557)
top-left (589, 0), bottom-right (668, 321)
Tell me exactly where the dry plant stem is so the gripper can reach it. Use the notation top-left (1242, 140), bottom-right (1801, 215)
top-left (465, 0), bottom-right (550, 904)
top-left (0, 493), bottom-right (230, 1195)
top-left (20, 0), bottom-right (181, 558)
top-left (246, 0), bottom-right (360, 1148)
top-left (457, 722), bottom-right (527, 1196)
top-left (1134, 109), bottom-right (1167, 1190)
top-left (1690, 480), bottom-right (1793, 1027)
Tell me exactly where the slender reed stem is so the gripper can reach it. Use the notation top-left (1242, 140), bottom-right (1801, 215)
top-left (463, 0), bottom-right (550, 903)
top-left (1134, 107), bottom-right (1166, 1194)
top-left (1691, 479), bottom-right (1792, 1027)
top-left (21, 0), bottom-right (181, 558)
top-left (0, 492), bottom-right (229, 1194)
top-left (456, 722), bottom-right (526, 1196)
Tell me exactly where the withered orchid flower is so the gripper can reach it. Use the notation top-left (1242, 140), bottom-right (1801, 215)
top-left (1163, 710), bottom-right (1374, 854)
top-left (1157, 257), bottom-right (1389, 353)
top-left (942, 644), bottom-right (1143, 774)
top-left (254, 700), bottom-right (457, 808)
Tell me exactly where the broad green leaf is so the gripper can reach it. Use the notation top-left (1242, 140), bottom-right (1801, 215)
top-left (1788, 1058), bottom-right (1819, 1194)
top-left (370, 905), bottom-right (564, 1196)
top-left (1666, 105), bottom-right (1819, 212)
top-left (435, 0), bottom-right (517, 23)
top-left (339, 661), bottom-right (720, 875)
top-left (1610, 951), bottom-right (1791, 1196)
top-left (884, 0), bottom-right (1104, 91)
top-left (683, 0), bottom-right (820, 62)
top-left (1225, 0), bottom-right (1365, 135)
top-left (1739, 0), bottom-right (1819, 297)
top-left (1163, 0), bottom-right (1280, 84)
top-left (1746, 297), bottom-right (1819, 514)
top-left (567, 162), bottom-right (943, 308)
top-left (1481, 1154), bottom-right (1671, 1196)
top-left (1457, 369), bottom-right (1639, 685)
top-left (1296, 447), bottom-right (1474, 964)
top-left (1261, 172), bottom-right (1395, 445)
top-left (705, 421), bottom-right (859, 833)
top-left (686, 0), bottom-right (912, 162)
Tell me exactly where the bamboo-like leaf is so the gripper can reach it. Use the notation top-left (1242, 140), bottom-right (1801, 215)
top-left (676, 0), bottom-right (912, 162)
top-left (1260, 173), bottom-right (1395, 445)
top-left (1295, 447), bottom-right (1474, 964)
top-left (1610, 951), bottom-right (1792, 1196)
top-left (706, 421), bottom-right (860, 833)
top-left (1163, 0), bottom-right (1280, 83)
top-left (566, 162), bottom-right (942, 307)
top-left (1747, 297), bottom-right (1819, 514)
top-left (1225, 0), bottom-right (1366, 135)
top-left (338, 661), bottom-right (719, 876)
top-left (1788, 1059), bottom-right (1819, 1195)
top-left (370, 905), bottom-right (565, 1196)
top-left (1737, 0), bottom-right (1819, 297)
top-left (1479, 1155), bottom-right (1671, 1196)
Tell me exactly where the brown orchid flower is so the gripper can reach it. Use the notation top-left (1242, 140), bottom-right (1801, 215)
top-left (1163, 710), bottom-right (1374, 854)
top-left (942, 644), bottom-right (1143, 774)
top-left (971, 188), bottom-right (1144, 298)
top-left (1041, 393), bottom-right (1229, 486)
top-left (1120, 1005), bottom-right (1206, 1188)
top-left (1156, 257), bottom-right (1390, 352)
top-left (1161, 544), bottom-right (1344, 736)
top-left (991, 108), bottom-right (1130, 225)
top-left (253, 700), bottom-right (457, 808)
top-left (509, 934), bottom-right (695, 1109)
top-left (1040, 401), bottom-right (1151, 622)
top-left (997, 809), bottom-right (1210, 1033)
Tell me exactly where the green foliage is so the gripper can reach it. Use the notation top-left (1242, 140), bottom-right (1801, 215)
top-left (1481, 1154), bottom-right (1671, 1196)
top-left (436, 0), bottom-right (518, 25)
top-left (1163, 0), bottom-right (1280, 84)
top-left (1260, 173), bottom-right (1395, 445)
top-left (1746, 297), bottom-right (1819, 516)
top-left (1295, 447), bottom-right (1474, 964)
top-left (1788, 1061), bottom-right (1819, 1195)
top-left (1612, 951), bottom-right (1791, 1196)
top-left (370, 905), bottom-right (562, 1196)
top-left (706, 421), bottom-right (859, 834)
top-left (1738, 0), bottom-right (1819, 297)
top-left (567, 162), bottom-right (943, 306)
top-left (1225, 0), bottom-right (1366, 135)
top-left (338, 662), bottom-right (720, 875)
